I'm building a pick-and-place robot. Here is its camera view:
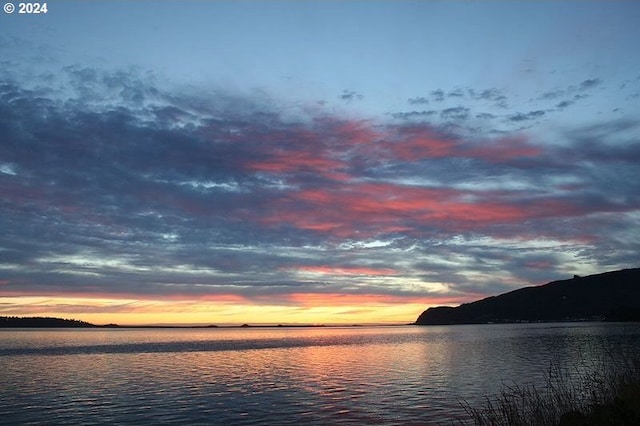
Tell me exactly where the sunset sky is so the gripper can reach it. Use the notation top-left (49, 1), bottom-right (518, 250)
top-left (1, 1), bottom-right (639, 325)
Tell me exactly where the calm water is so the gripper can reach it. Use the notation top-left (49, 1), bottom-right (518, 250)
top-left (1, 323), bottom-right (639, 425)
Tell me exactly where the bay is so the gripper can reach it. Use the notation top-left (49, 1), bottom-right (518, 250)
top-left (1, 322), bottom-right (639, 425)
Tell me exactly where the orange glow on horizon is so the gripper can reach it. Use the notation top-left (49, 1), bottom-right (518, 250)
top-left (0, 292), bottom-right (472, 326)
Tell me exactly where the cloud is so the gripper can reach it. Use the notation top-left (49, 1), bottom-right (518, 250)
top-left (394, 86), bottom-right (516, 132)
top-left (289, 266), bottom-right (397, 276)
top-left (537, 78), bottom-right (603, 111)
top-left (468, 88), bottom-right (508, 107)
top-left (580, 78), bottom-right (602, 91)
top-left (540, 90), bottom-right (566, 100)
top-left (1, 64), bottom-right (639, 313)
top-left (394, 86), bottom-right (514, 131)
top-left (507, 110), bottom-right (546, 122)
top-left (391, 110), bottom-right (437, 120)
top-left (407, 96), bottom-right (429, 105)
top-left (430, 89), bottom-right (445, 102)
top-left (339, 89), bottom-right (363, 103)
top-left (555, 100), bottom-right (574, 110)
top-left (476, 112), bottom-right (497, 120)
top-left (441, 106), bottom-right (470, 121)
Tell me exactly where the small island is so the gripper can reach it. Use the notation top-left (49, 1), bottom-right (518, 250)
top-left (0, 316), bottom-right (98, 328)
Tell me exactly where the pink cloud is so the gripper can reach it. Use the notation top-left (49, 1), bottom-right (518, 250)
top-left (292, 265), bottom-right (397, 276)
top-left (238, 119), bottom-right (545, 188)
top-left (384, 129), bottom-right (456, 160)
top-left (259, 181), bottom-right (586, 238)
top-left (247, 150), bottom-right (347, 177)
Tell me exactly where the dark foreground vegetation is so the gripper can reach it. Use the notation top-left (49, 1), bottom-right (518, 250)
top-left (461, 352), bottom-right (640, 425)
top-left (417, 268), bottom-right (640, 325)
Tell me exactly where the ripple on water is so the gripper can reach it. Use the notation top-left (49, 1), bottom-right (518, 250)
top-left (2, 324), bottom-right (640, 424)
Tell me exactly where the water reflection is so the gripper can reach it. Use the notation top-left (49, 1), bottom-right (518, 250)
top-left (1, 323), bottom-right (639, 424)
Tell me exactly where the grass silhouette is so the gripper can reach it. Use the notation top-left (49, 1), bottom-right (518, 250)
top-left (461, 349), bottom-right (640, 425)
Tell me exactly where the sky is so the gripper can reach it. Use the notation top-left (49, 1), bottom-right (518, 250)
top-left (1, 1), bottom-right (639, 325)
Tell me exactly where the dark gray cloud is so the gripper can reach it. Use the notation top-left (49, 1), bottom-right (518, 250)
top-left (537, 78), bottom-right (603, 112)
top-left (468, 88), bottom-right (507, 102)
top-left (339, 89), bottom-right (363, 103)
top-left (440, 106), bottom-right (470, 121)
top-left (407, 96), bottom-right (429, 105)
top-left (540, 90), bottom-right (566, 100)
top-left (414, 87), bottom-right (508, 106)
top-left (580, 78), bottom-right (602, 91)
top-left (476, 112), bottom-right (497, 120)
top-left (548, 93), bottom-right (590, 111)
top-left (555, 100), bottom-right (574, 109)
top-left (430, 89), bottom-right (445, 102)
top-left (391, 110), bottom-right (437, 120)
top-left (468, 88), bottom-right (508, 108)
top-left (507, 110), bottom-right (546, 122)
top-left (394, 86), bottom-right (512, 130)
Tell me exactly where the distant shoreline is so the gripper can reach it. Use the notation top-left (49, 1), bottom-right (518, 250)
top-left (0, 316), bottom-right (410, 329)
top-left (3, 315), bottom-right (638, 330)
